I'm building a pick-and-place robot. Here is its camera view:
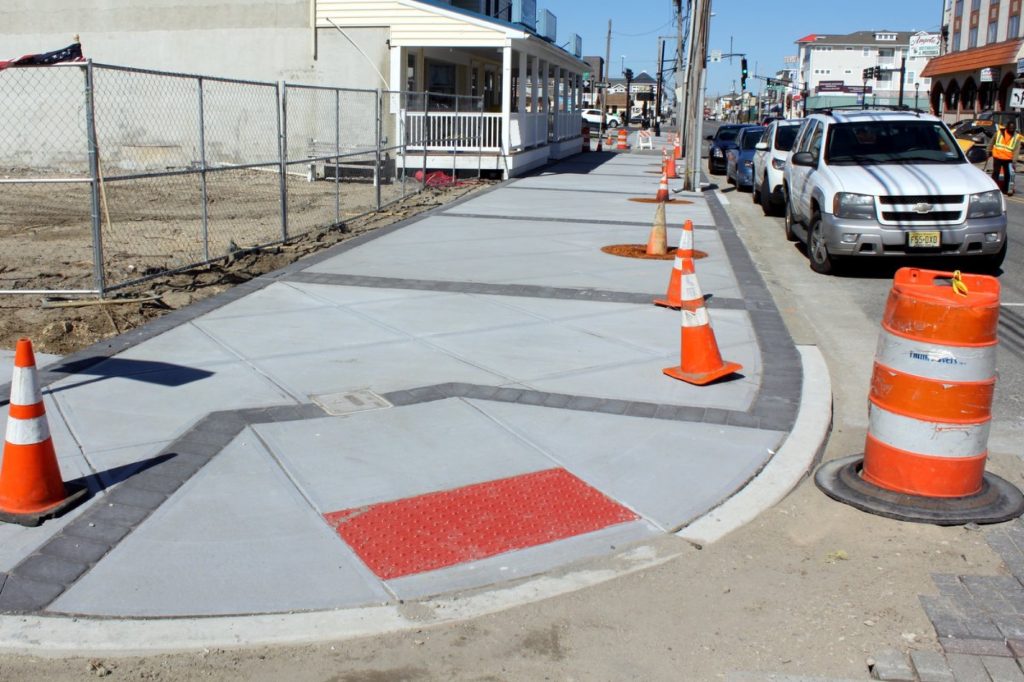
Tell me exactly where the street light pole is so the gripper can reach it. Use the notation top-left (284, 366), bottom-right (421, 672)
top-left (683, 0), bottom-right (711, 191)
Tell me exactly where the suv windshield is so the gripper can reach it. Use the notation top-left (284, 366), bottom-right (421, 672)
top-left (825, 120), bottom-right (965, 165)
top-left (775, 125), bottom-right (799, 151)
top-left (739, 128), bottom-right (765, 150)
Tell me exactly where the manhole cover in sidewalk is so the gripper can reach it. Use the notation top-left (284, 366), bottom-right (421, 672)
top-left (311, 389), bottom-right (392, 416)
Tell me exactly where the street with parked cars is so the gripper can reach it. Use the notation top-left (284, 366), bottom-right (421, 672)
top-left (706, 110), bottom-right (1010, 276)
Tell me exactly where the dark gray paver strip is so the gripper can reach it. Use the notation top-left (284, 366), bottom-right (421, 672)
top-left (439, 211), bottom-right (718, 229)
top-left (285, 271), bottom-right (746, 310)
top-left (502, 184), bottom-right (651, 196)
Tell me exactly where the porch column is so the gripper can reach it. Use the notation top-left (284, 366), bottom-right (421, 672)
top-left (501, 44), bottom-right (513, 154)
top-left (517, 49), bottom-right (527, 113)
top-left (540, 59), bottom-right (549, 112)
top-left (530, 55), bottom-right (539, 147)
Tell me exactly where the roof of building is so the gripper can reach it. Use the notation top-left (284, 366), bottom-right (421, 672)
top-left (921, 38), bottom-right (1024, 77)
top-left (796, 30), bottom-right (920, 46)
top-left (609, 71), bottom-right (657, 85)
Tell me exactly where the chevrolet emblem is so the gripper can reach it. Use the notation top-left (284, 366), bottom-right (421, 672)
top-left (913, 202), bottom-right (933, 214)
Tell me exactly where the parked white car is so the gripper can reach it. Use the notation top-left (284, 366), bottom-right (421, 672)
top-left (752, 119), bottom-right (802, 216)
top-left (581, 108), bottom-right (622, 128)
top-left (782, 109), bottom-right (1007, 274)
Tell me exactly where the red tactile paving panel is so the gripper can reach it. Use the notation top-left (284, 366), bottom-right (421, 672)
top-left (324, 468), bottom-right (638, 580)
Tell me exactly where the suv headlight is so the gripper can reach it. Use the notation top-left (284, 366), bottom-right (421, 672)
top-left (967, 189), bottom-right (1004, 219)
top-left (771, 158), bottom-right (786, 170)
top-left (833, 192), bottom-right (875, 220)
top-left (742, 159), bottom-right (753, 168)
top-left (713, 148), bottom-right (723, 157)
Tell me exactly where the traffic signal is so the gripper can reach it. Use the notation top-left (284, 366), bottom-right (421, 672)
top-left (862, 66), bottom-right (873, 80)
top-left (740, 58), bottom-right (748, 90)
top-left (873, 65), bottom-right (882, 79)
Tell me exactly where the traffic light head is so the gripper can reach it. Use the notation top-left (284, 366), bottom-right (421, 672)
top-left (740, 58), bottom-right (748, 90)
top-left (862, 66), bottom-right (872, 80)
top-left (873, 65), bottom-right (882, 79)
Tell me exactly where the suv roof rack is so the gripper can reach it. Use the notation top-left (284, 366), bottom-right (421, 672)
top-left (806, 104), bottom-right (926, 116)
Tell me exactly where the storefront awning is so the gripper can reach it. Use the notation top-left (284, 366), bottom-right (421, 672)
top-left (921, 39), bottom-right (1024, 78)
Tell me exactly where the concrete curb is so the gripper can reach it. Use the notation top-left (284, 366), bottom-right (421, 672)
top-left (0, 543), bottom-right (683, 655)
top-left (677, 345), bottom-right (833, 546)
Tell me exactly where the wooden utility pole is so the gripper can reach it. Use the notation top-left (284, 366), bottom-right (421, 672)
top-left (655, 37), bottom-right (665, 135)
top-left (674, 0), bottom-right (684, 132)
top-left (683, 0), bottom-right (710, 191)
top-left (602, 19), bottom-right (612, 134)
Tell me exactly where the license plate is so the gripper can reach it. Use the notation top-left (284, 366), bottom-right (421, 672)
top-left (907, 231), bottom-right (940, 248)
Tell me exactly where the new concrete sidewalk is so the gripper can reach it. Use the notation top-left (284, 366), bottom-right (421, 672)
top-left (0, 139), bottom-right (828, 650)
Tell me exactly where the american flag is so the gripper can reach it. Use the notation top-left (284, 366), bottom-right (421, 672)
top-left (0, 42), bottom-right (85, 71)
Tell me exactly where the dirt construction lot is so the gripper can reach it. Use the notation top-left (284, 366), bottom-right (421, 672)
top-left (0, 169), bottom-right (492, 355)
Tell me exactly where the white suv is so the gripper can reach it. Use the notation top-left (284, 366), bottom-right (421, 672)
top-left (783, 109), bottom-right (1007, 274)
top-left (752, 119), bottom-right (802, 216)
top-left (582, 108), bottom-right (622, 128)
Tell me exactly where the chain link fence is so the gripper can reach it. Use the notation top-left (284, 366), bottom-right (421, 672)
top-left (0, 61), bottom-right (485, 295)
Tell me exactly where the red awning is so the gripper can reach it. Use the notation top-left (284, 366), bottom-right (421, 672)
top-left (921, 39), bottom-right (1024, 78)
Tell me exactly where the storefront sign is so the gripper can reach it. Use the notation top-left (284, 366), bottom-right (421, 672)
top-left (909, 32), bottom-right (940, 58)
top-left (815, 80), bottom-right (872, 94)
top-left (981, 67), bottom-right (999, 83)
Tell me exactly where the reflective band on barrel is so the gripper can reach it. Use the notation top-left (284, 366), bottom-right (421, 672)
top-left (867, 403), bottom-right (989, 458)
top-left (875, 329), bottom-right (996, 382)
top-left (681, 273), bottom-right (702, 303)
top-left (9, 365), bottom-right (42, 408)
top-left (5, 415), bottom-right (51, 446)
top-left (682, 306), bottom-right (710, 328)
top-left (678, 230), bottom-right (693, 251)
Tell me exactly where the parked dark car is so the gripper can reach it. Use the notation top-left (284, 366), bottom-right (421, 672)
top-left (706, 124), bottom-right (745, 174)
top-left (725, 125), bottom-right (766, 190)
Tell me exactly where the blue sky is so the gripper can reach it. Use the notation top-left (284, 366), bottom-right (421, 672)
top-left (536, 0), bottom-right (944, 96)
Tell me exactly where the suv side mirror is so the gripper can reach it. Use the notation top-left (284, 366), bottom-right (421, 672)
top-left (791, 151), bottom-right (816, 167)
top-left (755, 142), bottom-right (769, 151)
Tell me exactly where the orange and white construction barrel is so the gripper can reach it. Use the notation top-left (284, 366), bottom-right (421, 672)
top-left (815, 268), bottom-right (1024, 525)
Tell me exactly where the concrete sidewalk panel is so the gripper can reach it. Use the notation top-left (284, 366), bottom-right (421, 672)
top-left (50, 362), bottom-right (294, 452)
top-left (252, 398), bottom-right (556, 513)
top-left (107, 323), bottom-right (241, 369)
top-left (430, 187), bottom-right (713, 225)
top-left (249, 339), bottom-right (513, 398)
top-left (200, 281), bottom-right (333, 321)
top-left (195, 306), bottom-right (406, 360)
top-left (284, 282), bottom-right (445, 308)
top-left (0, 350), bottom-right (61, 386)
top-left (350, 292), bottom-right (546, 338)
top-left (50, 431), bottom-right (390, 617)
top-left (470, 401), bottom-right (783, 530)
top-left (387, 519), bottom-right (659, 600)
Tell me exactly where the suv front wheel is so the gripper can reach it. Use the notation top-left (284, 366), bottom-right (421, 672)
top-left (783, 190), bottom-right (798, 241)
top-left (807, 212), bottom-right (838, 274)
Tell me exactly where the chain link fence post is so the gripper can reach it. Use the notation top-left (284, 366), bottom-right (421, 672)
top-left (334, 88), bottom-right (341, 227)
top-left (278, 81), bottom-right (289, 242)
top-left (422, 92), bottom-right (429, 190)
top-left (375, 87), bottom-right (383, 211)
top-left (197, 76), bottom-right (210, 262)
top-left (83, 60), bottom-right (107, 296)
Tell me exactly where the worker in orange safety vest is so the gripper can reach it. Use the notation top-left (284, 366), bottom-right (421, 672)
top-left (990, 121), bottom-right (1024, 195)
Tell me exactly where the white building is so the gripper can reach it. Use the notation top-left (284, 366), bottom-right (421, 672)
top-left (794, 30), bottom-right (937, 113)
top-left (1, 0), bottom-right (590, 177)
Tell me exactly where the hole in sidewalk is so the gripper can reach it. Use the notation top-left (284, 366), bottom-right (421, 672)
top-left (600, 245), bottom-right (709, 260)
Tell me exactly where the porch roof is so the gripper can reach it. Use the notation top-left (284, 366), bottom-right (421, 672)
top-left (317, 0), bottom-right (587, 70)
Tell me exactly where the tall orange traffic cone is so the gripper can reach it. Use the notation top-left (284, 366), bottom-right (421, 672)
top-left (662, 270), bottom-right (743, 386)
top-left (605, 130), bottom-right (615, 147)
top-left (646, 202), bottom-right (668, 256)
top-left (616, 128), bottom-right (629, 150)
top-left (655, 220), bottom-right (696, 308)
top-left (673, 135), bottom-right (682, 160)
top-left (0, 338), bottom-right (85, 526)
top-left (666, 147), bottom-right (678, 179)
top-left (655, 170), bottom-right (670, 202)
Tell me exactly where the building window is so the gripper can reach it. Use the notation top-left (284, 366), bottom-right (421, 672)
top-left (955, 0), bottom-right (964, 15)
top-left (1011, 14), bottom-right (1022, 37)
top-left (969, 26), bottom-right (978, 47)
top-left (988, 19), bottom-right (998, 43)
top-left (953, 30), bottom-right (961, 49)
top-left (971, 0), bottom-right (981, 9)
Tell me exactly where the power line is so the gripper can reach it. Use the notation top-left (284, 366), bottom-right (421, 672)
top-left (612, 17), bottom-right (676, 37)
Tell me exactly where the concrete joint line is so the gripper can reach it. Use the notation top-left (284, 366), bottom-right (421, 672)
top-left (677, 346), bottom-right (833, 546)
top-left (440, 211), bottom-right (718, 230)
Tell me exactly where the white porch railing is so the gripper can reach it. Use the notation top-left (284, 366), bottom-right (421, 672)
top-left (403, 111), bottom-right (502, 152)
top-left (552, 111), bottom-right (579, 141)
top-left (510, 112), bottom-right (547, 150)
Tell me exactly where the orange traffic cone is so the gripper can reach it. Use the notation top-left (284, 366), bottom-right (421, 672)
top-left (662, 269), bottom-right (743, 386)
top-left (0, 338), bottom-right (85, 526)
top-left (655, 170), bottom-right (670, 202)
top-left (673, 135), bottom-right (682, 160)
top-left (655, 220), bottom-right (696, 308)
top-left (616, 128), bottom-right (629, 150)
top-left (646, 202), bottom-right (668, 256)
top-left (605, 130), bottom-right (615, 147)
top-left (666, 147), bottom-right (678, 179)
top-left (596, 134), bottom-right (603, 152)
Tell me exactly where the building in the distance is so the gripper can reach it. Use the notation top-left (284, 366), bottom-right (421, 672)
top-left (794, 30), bottom-right (938, 114)
top-left (923, 0), bottom-right (1024, 121)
